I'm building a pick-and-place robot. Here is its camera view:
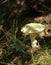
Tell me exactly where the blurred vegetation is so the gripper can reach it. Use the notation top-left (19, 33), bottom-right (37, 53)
top-left (0, 0), bottom-right (51, 65)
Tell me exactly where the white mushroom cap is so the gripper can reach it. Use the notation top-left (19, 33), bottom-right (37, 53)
top-left (21, 23), bottom-right (45, 35)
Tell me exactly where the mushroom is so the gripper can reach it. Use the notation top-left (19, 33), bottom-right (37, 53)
top-left (21, 23), bottom-right (46, 50)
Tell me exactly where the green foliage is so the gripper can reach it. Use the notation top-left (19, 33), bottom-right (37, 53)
top-left (0, 0), bottom-right (51, 65)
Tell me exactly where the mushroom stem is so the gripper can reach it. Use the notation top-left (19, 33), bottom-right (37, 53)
top-left (29, 33), bottom-right (37, 43)
top-left (29, 33), bottom-right (38, 48)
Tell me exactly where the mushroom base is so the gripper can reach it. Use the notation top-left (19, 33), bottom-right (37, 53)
top-left (32, 40), bottom-right (40, 49)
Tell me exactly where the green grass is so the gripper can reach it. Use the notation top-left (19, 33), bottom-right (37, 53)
top-left (0, 22), bottom-right (51, 65)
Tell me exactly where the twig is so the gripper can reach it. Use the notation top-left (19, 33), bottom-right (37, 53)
top-left (0, 0), bottom-right (8, 5)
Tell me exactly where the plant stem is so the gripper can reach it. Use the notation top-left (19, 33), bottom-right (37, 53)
top-left (31, 49), bottom-right (36, 65)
